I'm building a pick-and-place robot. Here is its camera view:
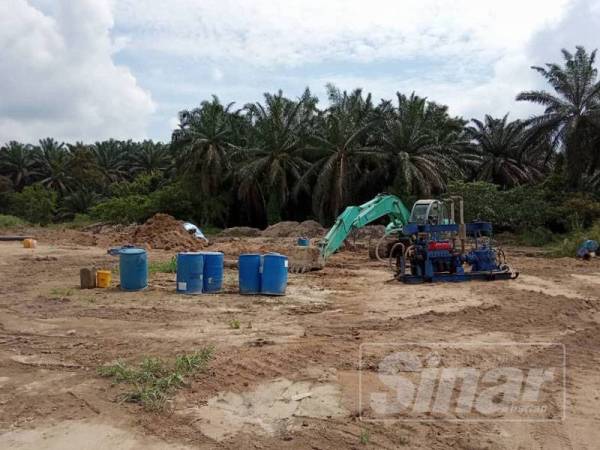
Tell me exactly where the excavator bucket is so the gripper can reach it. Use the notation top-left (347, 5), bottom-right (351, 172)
top-left (287, 245), bottom-right (324, 273)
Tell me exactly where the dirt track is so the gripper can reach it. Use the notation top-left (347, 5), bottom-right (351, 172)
top-left (1, 233), bottom-right (600, 449)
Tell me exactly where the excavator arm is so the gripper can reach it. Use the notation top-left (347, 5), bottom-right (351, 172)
top-left (318, 194), bottom-right (412, 260)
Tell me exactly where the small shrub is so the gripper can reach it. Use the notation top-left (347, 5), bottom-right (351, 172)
top-left (229, 319), bottom-right (241, 329)
top-left (547, 221), bottom-right (600, 257)
top-left (0, 214), bottom-right (27, 228)
top-left (447, 181), bottom-right (500, 223)
top-left (110, 171), bottom-right (165, 197)
top-left (517, 228), bottom-right (557, 247)
top-left (9, 184), bottom-right (56, 225)
top-left (58, 190), bottom-right (101, 220)
top-left (61, 213), bottom-right (95, 229)
top-left (90, 195), bottom-right (152, 224)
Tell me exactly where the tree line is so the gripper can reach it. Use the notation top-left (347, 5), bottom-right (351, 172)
top-left (1, 46), bottom-right (599, 230)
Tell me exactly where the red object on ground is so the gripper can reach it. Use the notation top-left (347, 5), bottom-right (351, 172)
top-left (428, 241), bottom-right (452, 251)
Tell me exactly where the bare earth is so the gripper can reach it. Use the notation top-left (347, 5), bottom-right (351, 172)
top-left (1, 231), bottom-right (600, 449)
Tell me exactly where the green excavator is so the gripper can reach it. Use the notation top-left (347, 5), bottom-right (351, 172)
top-left (289, 193), bottom-right (449, 272)
top-left (318, 193), bottom-right (452, 259)
top-left (289, 193), bottom-right (517, 283)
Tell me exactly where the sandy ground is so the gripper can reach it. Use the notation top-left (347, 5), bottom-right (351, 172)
top-left (1, 232), bottom-right (600, 449)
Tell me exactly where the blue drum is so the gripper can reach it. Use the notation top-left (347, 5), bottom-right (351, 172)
top-left (261, 253), bottom-right (288, 295)
top-left (239, 253), bottom-right (262, 294)
top-left (176, 252), bottom-right (204, 295)
top-left (119, 248), bottom-right (148, 291)
top-left (201, 251), bottom-right (224, 293)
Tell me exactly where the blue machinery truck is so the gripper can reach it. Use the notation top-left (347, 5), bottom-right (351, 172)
top-left (310, 193), bottom-right (518, 283)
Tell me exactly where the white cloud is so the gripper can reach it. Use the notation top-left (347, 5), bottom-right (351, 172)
top-left (295, 0), bottom-right (600, 122)
top-left (109, 0), bottom-right (586, 131)
top-left (211, 67), bottom-right (224, 82)
top-left (2, 0), bottom-right (597, 142)
top-left (0, 0), bottom-right (155, 143)
top-left (453, 0), bottom-right (600, 120)
top-left (114, 0), bottom-right (570, 67)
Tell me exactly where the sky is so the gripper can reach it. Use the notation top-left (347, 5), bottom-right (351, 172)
top-left (0, 0), bottom-right (599, 144)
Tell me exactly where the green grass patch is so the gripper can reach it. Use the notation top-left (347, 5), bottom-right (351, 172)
top-left (148, 257), bottom-right (177, 274)
top-left (0, 214), bottom-right (27, 228)
top-left (64, 214), bottom-right (95, 229)
top-left (98, 347), bottom-right (214, 411)
top-left (50, 287), bottom-right (74, 297)
top-left (201, 226), bottom-right (222, 236)
top-left (229, 319), bottom-right (241, 329)
top-left (546, 222), bottom-right (600, 257)
top-left (515, 228), bottom-right (557, 247)
top-left (360, 429), bottom-right (370, 445)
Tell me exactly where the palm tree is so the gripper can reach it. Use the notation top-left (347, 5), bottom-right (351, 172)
top-left (58, 188), bottom-right (100, 219)
top-left (130, 141), bottom-right (171, 175)
top-left (325, 84), bottom-right (374, 126)
top-left (296, 87), bottom-right (378, 223)
top-left (376, 93), bottom-right (471, 196)
top-left (66, 142), bottom-right (105, 190)
top-left (0, 141), bottom-right (39, 191)
top-left (236, 90), bottom-right (314, 222)
top-left (92, 140), bottom-right (128, 184)
top-left (517, 46), bottom-right (600, 186)
top-left (466, 114), bottom-right (543, 187)
top-left (171, 96), bottom-right (236, 193)
top-left (36, 138), bottom-right (73, 193)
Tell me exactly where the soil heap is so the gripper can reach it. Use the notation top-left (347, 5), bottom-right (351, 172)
top-left (261, 220), bottom-right (325, 238)
top-left (128, 214), bottom-right (205, 251)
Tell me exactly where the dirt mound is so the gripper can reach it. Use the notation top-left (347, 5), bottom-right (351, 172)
top-left (261, 220), bottom-right (325, 238)
top-left (219, 226), bottom-right (262, 237)
top-left (128, 214), bottom-right (205, 251)
top-left (352, 225), bottom-right (386, 240)
top-left (297, 220), bottom-right (326, 238)
top-left (261, 221), bottom-right (299, 237)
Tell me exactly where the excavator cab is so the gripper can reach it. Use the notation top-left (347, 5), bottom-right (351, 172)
top-left (409, 200), bottom-right (450, 225)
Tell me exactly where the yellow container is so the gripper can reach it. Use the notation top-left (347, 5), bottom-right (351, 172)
top-left (23, 238), bottom-right (37, 248)
top-left (96, 270), bottom-right (112, 288)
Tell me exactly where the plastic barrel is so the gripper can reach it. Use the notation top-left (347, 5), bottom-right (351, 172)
top-left (297, 237), bottom-right (310, 247)
top-left (23, 238), bottom-right (37, 248)
top-left (96, 270), bottom-right (112, 288)
top-left (176, 252), bottom-right (204, 295)
top-left (261, 253), bottom-right (288, 296)
top-left (238, 253), bottom-right (262, 294)
top-left (201, 251), bottom-right (224, 293)
top-left (119, 248), bottom-right (148, 291)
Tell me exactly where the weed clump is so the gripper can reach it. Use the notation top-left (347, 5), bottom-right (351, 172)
top-left (148, 256), bottom-right (177, 274)
top-left (547, 222), bottom-right (600, 257)
top-left (98, 347), bottom-right (213, 411)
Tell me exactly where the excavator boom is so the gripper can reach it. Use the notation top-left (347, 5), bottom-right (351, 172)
top-left (318, 194), bottom-right (411, 260)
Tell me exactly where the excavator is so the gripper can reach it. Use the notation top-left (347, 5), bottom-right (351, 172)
top-left (289, 193), bottom-right (517, 283)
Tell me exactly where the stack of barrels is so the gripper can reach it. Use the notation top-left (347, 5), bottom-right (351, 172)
top-left (112, 248), bottom-right (288, 295)
top-left (238, 253), bottom-right (288, 296)
top-left (176, 251), bottom-right (224, 295)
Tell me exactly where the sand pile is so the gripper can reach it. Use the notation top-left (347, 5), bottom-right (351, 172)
top-left (128, 214), bottom-right (205, 251)
top-left (261, 220), bottom-right (325, 238)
